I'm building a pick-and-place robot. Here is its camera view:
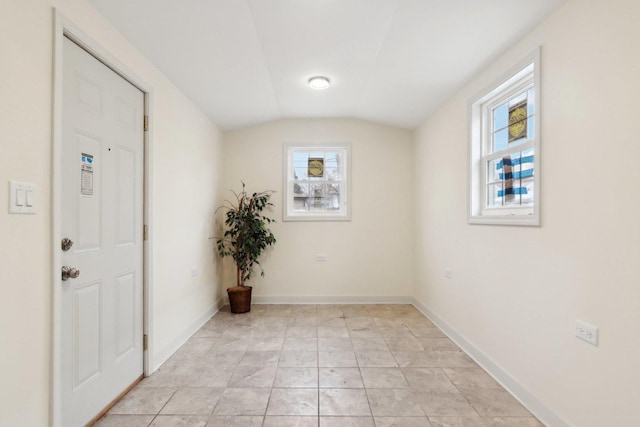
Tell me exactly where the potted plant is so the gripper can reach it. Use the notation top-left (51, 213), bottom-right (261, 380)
top-left (215, 182), bottom-right (276, 313)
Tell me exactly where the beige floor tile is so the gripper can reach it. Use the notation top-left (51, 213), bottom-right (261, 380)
top-left (283, 337), bottom-right (318, 351)
top-left (286, 326), bottom-right (318, 338)
top-left (213, 388), bottom-right (271, 416)
top-left (150, 415), bottom-right (209, 426)
top-left (210, 336), bottom-right (251, 353)
top-left (360, 368), bottom-right (408, 388)
top-left (319, 337), bottom-right (354, 351)
top-left (193, 328), bottom-right (222, 339)
top-left (222, 326), bottom-right (255, 338)
top-left (413, 390), bottom-right (478, 418)
top-left (481, 417), bottom-right (544, 426)
top-left (402, 368), bottom-right (458, 392)
top-left (252, 326), bottom-right (287, 337)
top-left (428, 416), bottom-right (487, 427)
top-left (206, 415), bottom-right (264, 426)
top-left (384, 336), bottom-right (425, 351)
top-left (355, 351), bottom-right (397, 367)
top-left (186, 365), bottom-right (232, 388)
top-left (318, 326), bottom-right (350, 338)
top-left (274, 367), bottom-right (319, 387)
top-left (442, 368), bottom-right (501, 389)
top-left (267, 388), bottom-right (319, 416)
top-left (318, 317), bottom-right (348, 328)
top-left (249, 337), bottom-right (284, 351)
top-left (366, 388), bottom-right (424, 416)
top-left (279, 351), bottom-right (318, 367)
top-left (319, 389), bottom-right (371, 416)
top-left (288, 316), bottom-right (319, 327)
top-left (375, 416), bottom-right (433, 426)
top-left (160, 387), bottom-right (223, 415)
top-left (457, 387), bottom-right (531, 417)
top-left (202, 350), bottom-right (245, 368)
top-left (345, 317), bottom-right (376, 329)
top-left (348, 327), bottom-right (382, 338)
top-left (319, 368), bottom-right (364, 388)
top-left (351, 337), bottom-right (388, 352)
top-left (394, 351), bottom-right (475, 368)
top-left (407, 325), bottom-right (447, 338)
top-left (105, 306), bottom-right (543, 427)
top-left (378, 327), bottom-right (414, 338)
top-left (263, 415), bottom-right (319, 426)
top-left (418, 338), bottom-right (460, 351)
top-left (138, 365), bottom-right (196, 388)
top-left (94, 414), bottom-right (155, 426)
top-left (319, 351), bottom-right (358, 367)
top-left (109, 387), bottom-right (177, 415)
top-left (238, 350), bottom-right (280, 367)
top-left (320, 416), bottom-right (375, 426)
top-left (228, 366), bottom-right (277, 388)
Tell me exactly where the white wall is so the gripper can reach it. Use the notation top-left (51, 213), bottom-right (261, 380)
top-left (223, 119), bottom-right (413, 300)
top-left (0, 0), bottom-right (223, 425)
top-left (413, 0), bottom-right (640, 426)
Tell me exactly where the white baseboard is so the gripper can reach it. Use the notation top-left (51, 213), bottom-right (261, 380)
top-left (250, 295), bottom-right (414, 305)
top-left (152, 297), bottom-right (225, 371)
top-left (411, 297), bottom-right (569, 427)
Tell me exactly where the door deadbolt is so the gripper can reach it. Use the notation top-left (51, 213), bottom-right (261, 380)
top-left (61, 238), bottom-right (74, 251)
top-left (61, 266), bottom-right (80, 281)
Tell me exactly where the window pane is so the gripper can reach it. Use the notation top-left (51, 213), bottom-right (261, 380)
top-left (520, 178), bottom-right (534, 205)
top-left (493, 102), bottom-right (508, 132)
top-left (487, 183), bottom-right (503, 207)
top-left (493, 128), bottom-right (508, 152)
top-left (292, 182), bottom-right (309, 212)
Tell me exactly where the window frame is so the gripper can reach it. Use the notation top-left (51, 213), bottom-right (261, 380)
top-left (468, 47), bottom-right (541, 226)
top-left (283, 143), bottom-right (351, 222)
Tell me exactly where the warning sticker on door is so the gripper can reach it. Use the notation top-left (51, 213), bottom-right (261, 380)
top-left (81, 153), bottom-right (94, 196)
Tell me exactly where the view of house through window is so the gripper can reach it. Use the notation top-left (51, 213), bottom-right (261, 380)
top-left (284, 144), bottom-right (350, 221)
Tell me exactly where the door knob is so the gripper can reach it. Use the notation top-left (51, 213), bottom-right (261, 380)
top-left (61, 266), bottom-right (80, 281)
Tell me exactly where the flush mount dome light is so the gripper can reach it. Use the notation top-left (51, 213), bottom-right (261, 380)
top-left (308, 76), bottom-right (330, 90)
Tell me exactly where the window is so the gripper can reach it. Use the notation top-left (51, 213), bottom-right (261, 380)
top-left (469, 48), bottom-right (541, 226)
top-left (283, 143), bottom-right (351, 221)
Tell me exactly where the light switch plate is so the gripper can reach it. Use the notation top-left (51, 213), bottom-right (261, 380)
top-left (9, 181), bottom-right (36, 214)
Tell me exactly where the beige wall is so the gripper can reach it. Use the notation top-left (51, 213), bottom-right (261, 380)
top-left (0, 0), bottom-right (223, 425)
top-left (413, 0), bottom-right (640, 426)
top-left (223, 119), bottom-right (414, 300)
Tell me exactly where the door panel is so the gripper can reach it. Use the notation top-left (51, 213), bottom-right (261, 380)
top-left (61, 36), bottom-right (144, 426)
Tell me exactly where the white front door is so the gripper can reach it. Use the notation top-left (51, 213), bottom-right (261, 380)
top-left (61, 36), bottom-right (144, 427)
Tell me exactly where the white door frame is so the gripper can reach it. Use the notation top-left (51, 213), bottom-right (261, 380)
top-left (51, 9), bottom-right (155, 426)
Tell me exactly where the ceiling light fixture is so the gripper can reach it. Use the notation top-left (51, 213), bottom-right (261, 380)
top-left (308, 76), bottom-right (330, 90)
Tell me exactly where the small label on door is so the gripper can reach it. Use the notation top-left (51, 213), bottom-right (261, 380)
top-left (81, 153), bottom-right (94, 196)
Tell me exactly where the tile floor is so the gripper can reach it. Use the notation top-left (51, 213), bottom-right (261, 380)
top-left (96, 304), bottom-right (543, 427)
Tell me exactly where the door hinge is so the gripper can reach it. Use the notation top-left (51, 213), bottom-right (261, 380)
top-left (143, 225), bottom-right (148, 241)
top-left (143, 115), bottom-right (148, 131)
top-left (143, 334), bottom-right (148, 351)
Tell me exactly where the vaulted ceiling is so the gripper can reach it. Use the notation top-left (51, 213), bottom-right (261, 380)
top-left (88, 0), bottom-right (565, 130)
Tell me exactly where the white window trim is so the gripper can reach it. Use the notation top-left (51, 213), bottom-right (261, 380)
top-left (283, 143), bottom-right (352, 222)
top-left (468, 47), bottom-right (541, 226)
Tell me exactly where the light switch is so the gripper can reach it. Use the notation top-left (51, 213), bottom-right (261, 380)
top-left (16, 189), bottom-right (26, 206)
top-left (9, 181), bottom-right (36, 214)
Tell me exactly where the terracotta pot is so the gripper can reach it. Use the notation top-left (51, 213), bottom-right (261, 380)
top-left (227, 286), bottom-right (252, 313)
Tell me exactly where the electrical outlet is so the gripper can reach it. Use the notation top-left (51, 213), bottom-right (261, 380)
top-left (575, 320), bottom-right (598, 346)
top-left (191, 267), bottom-right (199, 277)
top-left (444, 268), bottom-right (452, 279)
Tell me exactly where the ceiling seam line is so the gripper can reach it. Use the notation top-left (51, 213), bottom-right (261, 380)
top-left (243, 0), bottom-right (284, 118)
top-left (353, 0), bottom-right (401, 119)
